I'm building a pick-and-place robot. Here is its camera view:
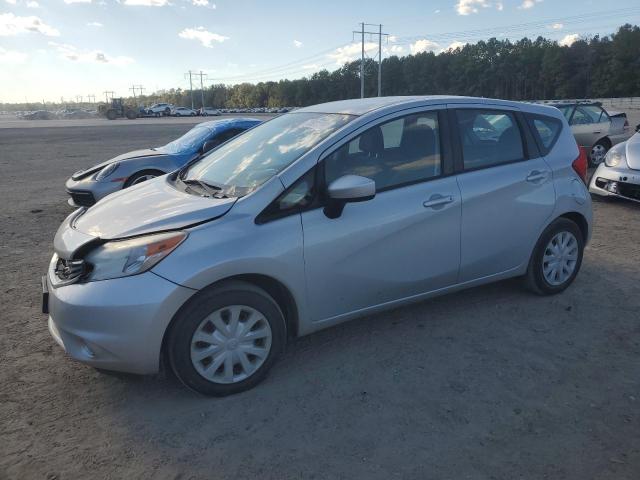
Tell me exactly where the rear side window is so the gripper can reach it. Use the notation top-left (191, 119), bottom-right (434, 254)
top-left (526, 114), bottom-right (562, 155)
top-left (455, 109), bottom-right (524, 170)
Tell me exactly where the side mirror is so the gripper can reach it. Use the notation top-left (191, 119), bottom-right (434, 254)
top-left (324, 175), bottom-right (375, 218)
top-left (202, 139), bottom-right (220, 154)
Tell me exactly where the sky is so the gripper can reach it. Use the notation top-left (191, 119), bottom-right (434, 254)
top-left (1, 0), bottom-right (639, 103)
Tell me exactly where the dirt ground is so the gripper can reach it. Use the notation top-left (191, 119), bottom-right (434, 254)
top-left (1, 117), bottom-right (639, 480)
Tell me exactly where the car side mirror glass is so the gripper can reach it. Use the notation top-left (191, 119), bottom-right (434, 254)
top-left (202, 139), bottom-right (220, 154)
top-left (324, 175), bottom-right (375, 219)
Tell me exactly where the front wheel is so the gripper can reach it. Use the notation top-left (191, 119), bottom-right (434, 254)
top-left (167, 281), bottom-right (286, 396)
top-left (590, 140), bottom-right (609, 167)
top-left (524, 218), bottom-right (584, 295)
top-left (124, 169), bottom-right (164, 188)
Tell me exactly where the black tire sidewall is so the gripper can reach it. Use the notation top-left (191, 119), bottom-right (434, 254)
top-left (589, 141), bottom-right (609, 167)
top-left (167, 285), bottom-right (286, 396)
top-left (124, 170), bottom-right (164, 188)
top-left (529, 218), bottom-right (584, 295)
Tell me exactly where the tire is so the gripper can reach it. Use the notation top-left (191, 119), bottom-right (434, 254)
top-left (167, 281), bottom-right (286, 396)
top-left (589, 140), bottom-right (610, 167)
top-left (124, 169), bottom-right (165, 188)
top-left (164, 107), bottom-right (171, 116)
top-left (524, 218), bottom-right (584, 295)
top-left (106, 109), bottom-right (117, 120)
top-left (125, 109), bottom-right (137, 120)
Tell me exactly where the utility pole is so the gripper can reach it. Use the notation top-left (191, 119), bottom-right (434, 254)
top-left (352, 23), bottom-right (388, 98)
top-left (103, 91), bottom-right (114, 103)
top-left (198, 71), bottom-right (207, 108)
top-left (87, 94), bottom-right (96, 104)
top-left (184, 71), bottom-right (195, 109)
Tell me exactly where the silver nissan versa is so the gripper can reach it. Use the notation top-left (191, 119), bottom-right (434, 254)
top-left (43, 96), bottom-right (593, 396)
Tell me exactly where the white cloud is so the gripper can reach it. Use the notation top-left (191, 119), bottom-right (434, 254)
top-left (0, 46), bottom-right (27, 63)
top-left (64, 0), bottom-right (92, 3)
top-left (519, 0), bottom-right (542, 9)
top-left (26, 0), bottom-right (39, 6)
top-left (293, 39), bottom-right (303, 48)
top-left (496, 1), bottom-right (503, 10)
top-left (550, 23), bottom-right (563, 30)
top-left (5, 0), bottom-right (17, 5)
top-left (122, 0), bottom-right (168, 5)
top-left (327, 42), bottom-right (378, 65)
top-left (445, 41), bottom-right (467, 51)
top-left (387, 44), bottom-right (405, 54)
top-left (50, 41), bottom-right (134, 65)
top-left (87, 21), bottom-right (103, 27)
top-left (559, 33), bottom-right (579, 47)
top-left (456, 0), bottom-right (489, 15)
top-left (434, 9), bottom-right (441, 13)
top-left (410, 39), bottom-right (440, 54)
top-left (302, 64), bottom-right (319, 70)
top-left (178, 27), bottom-right (228, 48)
top-left (0, 13), bottom-right (60, 36)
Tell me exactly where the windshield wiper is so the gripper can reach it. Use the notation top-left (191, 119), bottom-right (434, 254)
top-left (181, 178), bottom-right (221, 196)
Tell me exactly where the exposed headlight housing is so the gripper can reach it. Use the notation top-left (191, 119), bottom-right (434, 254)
top-left (95, 162), bottom-right (120, 181)
top-left (604, 146), bottom-right (625, 168)
top-left (84, 231), bottom-right (187, 281)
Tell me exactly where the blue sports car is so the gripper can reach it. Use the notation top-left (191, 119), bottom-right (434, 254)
top-left (65, 118), bottom-right (261, 207)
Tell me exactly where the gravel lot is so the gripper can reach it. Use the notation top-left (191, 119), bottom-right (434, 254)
top-left (1, 116), bottom-right (639, 480)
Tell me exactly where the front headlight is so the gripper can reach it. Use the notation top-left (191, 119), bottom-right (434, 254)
top-left (84, 231), bottom-right (187, 281)
top-left (604, 146), bottom-right (625, 168)
top-left (95, 162), bottom-right (120, 181)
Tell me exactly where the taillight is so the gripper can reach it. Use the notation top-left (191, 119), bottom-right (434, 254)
top-left (572, 145), bottom-right (588, 184)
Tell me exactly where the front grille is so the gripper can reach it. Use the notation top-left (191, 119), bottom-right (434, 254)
top-left (67, 190), bottom-right (95, 207)
top-left (54, 257), bottom-right (86, 285)
top-left (618, 182), bottom-right (640, 200)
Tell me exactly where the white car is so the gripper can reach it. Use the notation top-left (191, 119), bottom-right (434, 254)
top-left (146, 103), bottom-right (173, 116)
top-left (589, 130), bottom-right (640, 203)
top-left (172, 107), bottom-right (197, 117)
top-left (200, 107), bottom-right (220, 116)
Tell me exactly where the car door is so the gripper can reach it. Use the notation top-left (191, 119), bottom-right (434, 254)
top-left (450, 105), bottom-right (555, 282)
top-left (299, 107), bottom-right (462, 323)
top-left (570, 105), bottom-right (610, 147)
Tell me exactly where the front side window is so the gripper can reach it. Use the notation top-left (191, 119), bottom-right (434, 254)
top-left (324, 111), bottom-right (442, 191)
top-left (455, 109), bottom-right (524, 170)
top-left (183, 112), bottom-right (352, 196)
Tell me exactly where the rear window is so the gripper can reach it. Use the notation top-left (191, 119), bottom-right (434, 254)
top-left (526, 114), bottom-right (562, 155)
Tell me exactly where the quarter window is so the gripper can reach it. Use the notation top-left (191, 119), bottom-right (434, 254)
top-left (324, 111), bottom-right (442, 191)
top-left (526, 114), bottom-right (562, 155)
top-left (455, 109), bottom-right (524, 170)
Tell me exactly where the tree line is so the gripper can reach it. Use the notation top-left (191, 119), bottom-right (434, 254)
top-left (4, 24), bottom-right (639, 112)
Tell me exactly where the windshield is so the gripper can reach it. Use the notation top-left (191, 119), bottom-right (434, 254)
top-left (159, 126), bottom-right (212, 155)
top-left (183, 112), bottom-right (352, 195)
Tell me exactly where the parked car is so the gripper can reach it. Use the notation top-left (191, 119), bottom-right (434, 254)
top-left (589, 127), bottom-right (640, 203)
top-left (44, 96), bottom-right (592, 396)
top-left (20, 110), bottom-right (53, 120)
top-left (172, 107), bottom-right (197, 117)
top-left (64, 118), bottom-right (261, 207)
top-left (550, 101), bottom-right (632, 166)
top-left (199, 107), bottom-right (220, 116)
top-left (146, 103), bottom-right (173, 116)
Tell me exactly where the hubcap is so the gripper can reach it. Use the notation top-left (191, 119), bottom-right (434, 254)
top-left (130, 174), bottom-right (156, 185)
top-left (591, 144), bottom-right (607, 165)
top-left (542, 231), bottom-right (579, 286)
top-left (190, 305), bottom-right (272, 384)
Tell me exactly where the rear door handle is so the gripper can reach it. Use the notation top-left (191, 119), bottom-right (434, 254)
top-left (423, 194), bottom-right (454, 209)
top-left (526, 170), bottom-right (549, 183)
top-left (593, 131), bottom-right (601, 134)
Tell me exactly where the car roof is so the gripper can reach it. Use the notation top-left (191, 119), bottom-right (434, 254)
top-left (294, 95), bottom-right (533, 116)
top-left (198, 117), bottom-right (262, 130)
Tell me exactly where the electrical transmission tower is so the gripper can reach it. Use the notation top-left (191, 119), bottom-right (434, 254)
top-left (129, 84), bottom-right (145, 104)
top-left (103, 91), bottom-right (115, 103)
top-left (185, 71), bottom-right (208, 109)
top-left (352, 23), bottom-right (388, 98)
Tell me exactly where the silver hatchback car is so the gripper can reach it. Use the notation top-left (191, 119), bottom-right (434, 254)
top-left (43, 96), bottom-right (593, 396)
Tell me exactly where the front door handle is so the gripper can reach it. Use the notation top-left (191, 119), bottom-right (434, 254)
top-left (593, 130), bottom-right (602, 134)
top-left (423, 194), bottom-right (454, 209)
top-left (526, 170), bottom-right (549, 183)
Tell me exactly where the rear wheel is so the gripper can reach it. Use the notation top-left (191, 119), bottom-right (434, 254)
top-left (106, 109), bottom-right (117, 120)
top-left (125, 109), bottom-right (137, 120)
top-left (167, 281), bottom-right (286, 396)
top-left (124, 169), bottom-right (164, 188)
top-left (525, 218), bottom-right (584, 295)
top-left (589, 140), bottom-right (610, 167)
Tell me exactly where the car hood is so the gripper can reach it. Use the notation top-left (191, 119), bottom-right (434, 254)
top-left (72, 176), bottom-right (236, 239)
top-left (625, 133), bottom-right (640, 170)
top-left (72, 148), bottom-right (169, 180)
